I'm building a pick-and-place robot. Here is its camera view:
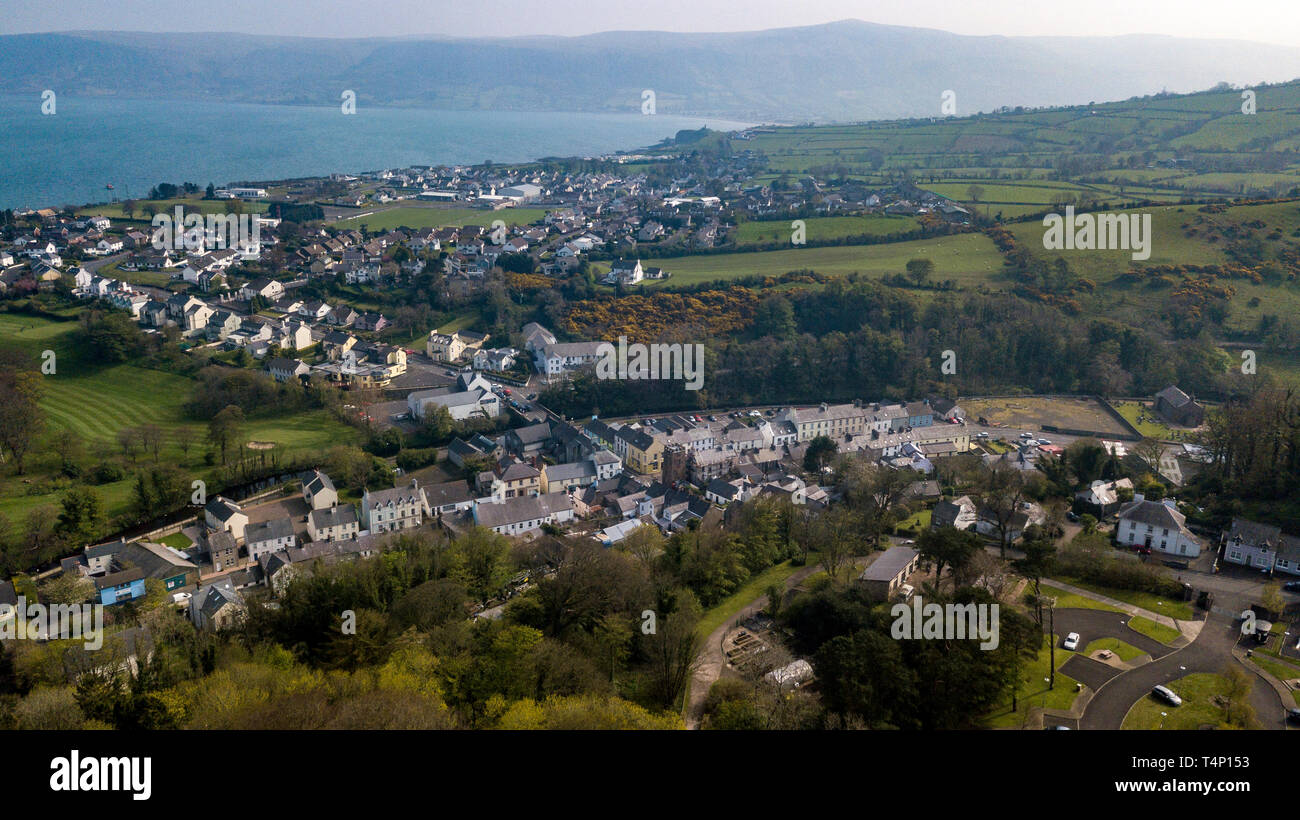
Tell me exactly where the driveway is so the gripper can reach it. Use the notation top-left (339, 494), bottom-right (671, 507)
top-left (1053, 608), bottom-right (1176, 660)
top-left (1078, 612), bottom-right (1289, 730)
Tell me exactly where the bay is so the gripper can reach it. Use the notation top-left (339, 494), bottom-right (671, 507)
top-left (0, 95), bottom-right (752, 210)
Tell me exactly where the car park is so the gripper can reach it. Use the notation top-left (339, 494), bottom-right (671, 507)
top-left (1152, 685), bottom-right (1182, 706)
top-left (1063, 632), bottom-right (1080, 651)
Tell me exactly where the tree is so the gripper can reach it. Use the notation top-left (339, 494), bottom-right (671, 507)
top-left (1012, 535), bottom-right (1057, 600)
top-left (643, 597), bottom-right (702, 708)
top-left (905, 257), bottom-right (935, 287)
top-left (138, 424), bottom-right (165, 462)
top-left (803, 435), bottom-right (838, 474)
top-left (207, 405), bottom-right (245, 464)
top-left (966, 184), bottom-right (985, 203)
top-left (0, 358), bottom-right (44, 475)
top-left (917, 526), bottom-right (981, 591)
top-left (976, 465), bottom-right (1029, 558)
top-left (57, 486), bottom-right (103, 544)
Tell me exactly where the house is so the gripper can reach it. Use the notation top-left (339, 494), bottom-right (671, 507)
top-left (858, 546), bottom-right (920, 601)
top-left (533, 340), bottom-right (605, 377)
top-left (427, 328), bottom-right (488, 362)
top-left (85, 538), bottom-right (129, 575)
top-left (190, 580), bottom-right (246, 630)
top-left (119, 541), bottom-right (198, 593)
top-left (424, 480), bottom-right (476, 516)
top-left (407, 373), bottom-right (501, 421)
top-left (204, 496), bottom-right (248, 542)
top-left (355, 312), bottom-right (389, 333)
top-left (308, 505), bottom-right (361, 542)
top-left (472, 492), bottom-right (575, 536)
top-left (267, 357), bottom-right (310, 383)
top-left (204, 531), bottom-right (240, 572)
top-left (1074, 478), bottom-right (1134, 518)
top-left (360, 480), bottom-right (428, 533)
top-left (605, 258), bottom-right (644, 285)
top-left (473, 347), bottom-right (518, 372)
top-left (1153, 385), bottom-right (1205, 427)
top-left (239, 277), bottom-right (284, 302)
top-left (779, 403), bottom-right (867, 441)
top-left (1116, 495), bottom-right (1200, 558)
top-left (244, 517), bottom-right (297, 562)
top-left (1221, 518), bottom-right (1300, 576)
top-left (302, 470), bottom-right (338, 510)
top-left (615, 427), bottom-right (664, 477)
top-left (94, 568), bottom-right (147, 606)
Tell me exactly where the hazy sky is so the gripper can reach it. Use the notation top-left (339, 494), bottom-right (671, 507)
top-left (6, 0), bottom-right (1300, 46)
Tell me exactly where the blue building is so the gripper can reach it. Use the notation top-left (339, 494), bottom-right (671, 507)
top-left (94, 567), bottom-right (147, 606)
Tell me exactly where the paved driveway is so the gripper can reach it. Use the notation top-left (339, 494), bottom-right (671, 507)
top-left (1053, 608), bottom-right (1176, 660)
top-left (1078, 612), bottom-right (1288, 730)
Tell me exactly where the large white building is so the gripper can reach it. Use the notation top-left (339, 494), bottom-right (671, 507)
top-left (407, 373), bottom-right (501, 421)
top-left (1115, 495), bottom-right (1200, 558)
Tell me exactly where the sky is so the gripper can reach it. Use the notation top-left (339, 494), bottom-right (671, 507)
top-left (5, 0), bottom-right (1300, 46)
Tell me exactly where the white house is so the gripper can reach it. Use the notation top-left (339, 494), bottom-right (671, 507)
top-left (1115, 495), bottom-right (1200, 558)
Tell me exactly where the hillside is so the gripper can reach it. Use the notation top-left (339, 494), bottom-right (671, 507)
top-left (4, 21), bottom-right (1300, 122)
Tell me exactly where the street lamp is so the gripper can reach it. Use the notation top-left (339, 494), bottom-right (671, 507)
top-left (1159, 711), bottom-right (1168, 730)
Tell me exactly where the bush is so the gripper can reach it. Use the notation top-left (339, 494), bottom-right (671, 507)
top-left (395, 448), bottom-right (438, 472)
top-left (89, 463), bottom-right (128, 485)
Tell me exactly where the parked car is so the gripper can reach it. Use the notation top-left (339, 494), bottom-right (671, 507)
top-left (1286, 708), bottom-right (1300, 724)
top-left (1152, 685), bottom-right (1182, 706)
top-left (1066, 511), bottom-right (1080, 522)
top-left (1063, 632), bottom-right (1081, 651)
top-left (1283, 581), bottom-right (1300, 592)
top-left (1037, 439), bottom-right (1052, 445)
top-left (707, 415), bottom-right (718, 422)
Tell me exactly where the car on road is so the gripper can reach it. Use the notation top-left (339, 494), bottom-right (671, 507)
top-left (1037, 439), bottom-right (1052, 445)
top-left (1283, 581), bottom-right (1300, 592)
top-left (1019, 432), bottom-right (1033, 439)
top-left (1152, 685), bottom-right (1182, 706)
top-left (527, 393), bottom-right (537, 400)
top-left (1063, 632), bottom-right (1081, 651)
top-left (975, 431), bottom-right (989, 439)
top-left (707, 415), bottom-right (718, 422)
top-left (1287, 708), bottom-right (1300, 724)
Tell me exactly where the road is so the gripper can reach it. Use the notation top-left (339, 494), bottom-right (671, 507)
top-left (1077, 611), bottom-right (1289, 730)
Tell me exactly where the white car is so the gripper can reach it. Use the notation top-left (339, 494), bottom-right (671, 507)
top-left (1063, 632), bottom-right (1081, 651)
top-left (1037, 439), bottom-right (1052, 446)
top-left (1152, 685), bottom-right (1183, 706)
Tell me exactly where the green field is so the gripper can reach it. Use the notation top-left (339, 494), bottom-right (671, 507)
top-left (1083, 637), bottom-right (1146, 662)
top-left (983, 635), bottom-right (1082, 728)
top-left (0, 313), bottom-right (359, 525)
top-left (595, 231), bottom-right (1003, 288)
top-left (330, 205), bottom-right (551, 231)
top-left (733, 214), bottom-right (921, 247)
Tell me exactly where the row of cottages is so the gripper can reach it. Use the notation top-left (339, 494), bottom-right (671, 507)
top-left (1220, 518), bottom-right (1300, 576)
top-left (777, 399), bottom-right (937, 443)
top-left (426, 328), bottom-right (490, 362)
top-left (203, 495), bottom-right (299, 571)
top-left (407, 373), bottom-right (501, 421)
top-left (360, 480), bottom-right (430, 534)
top-left (1114, 495), bottom-right (1201, 558)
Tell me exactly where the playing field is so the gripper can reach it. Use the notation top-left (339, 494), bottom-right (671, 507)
top-left (329, 205), bottom-right (551, 231)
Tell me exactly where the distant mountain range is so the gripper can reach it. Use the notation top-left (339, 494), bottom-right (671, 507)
top-left (5, 20), bottom-right (1300, 122)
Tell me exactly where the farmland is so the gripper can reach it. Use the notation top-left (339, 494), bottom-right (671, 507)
top-left (329, 205), bottom-right (552, 231)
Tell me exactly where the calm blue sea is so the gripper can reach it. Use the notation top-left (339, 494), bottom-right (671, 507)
top-left (0, 96), bottom-right (752, 210)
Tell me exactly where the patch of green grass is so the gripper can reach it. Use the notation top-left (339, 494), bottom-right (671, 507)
top-left (1036, 583), bottom-right (1126, 614)
top-left (694, 560), bottom-right (802, 639)
top-left (157, 532), bottom-right (195, 550)
top-left (1052, 574), bottom-right (1194, 621)
top-left (893, 508), bottom-right (931, 534)
top-left (983, 634), bottom-right (1082, 728)
top-left (594, 231), bottom-right (1004, 289)
top-left (1112, 401), bottom-right (1180, 439)
top-left (1128, 616), bottom-right (1183, 645)
top-left (733, 214), bottom-right (920, 247)
top-left (1122, 673), bottom-right (1247, 730)
top-left (1083, 637), bottom-right (1146, 662)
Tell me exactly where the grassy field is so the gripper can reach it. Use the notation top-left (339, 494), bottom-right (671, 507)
top-left (0, 313), bottom-right (359, 526)
top-left (595, 231), bottom-right (1003, 288)
top-left (1121, 673), bottom-right (1248, 730)
top-left (733, 214), bottom-right (920, 247)
top-left (1048, 574), bottom-right (1194, 623)
top-left (1112, 401), bottom-right (1181, 439)
top-left (329, 205), bottom-right (551, 231)
top-left (77, 197), bottom-right (269, 221)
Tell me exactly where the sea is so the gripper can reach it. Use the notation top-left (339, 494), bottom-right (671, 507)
top-left (0, 95), bottom-right (754, 210)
